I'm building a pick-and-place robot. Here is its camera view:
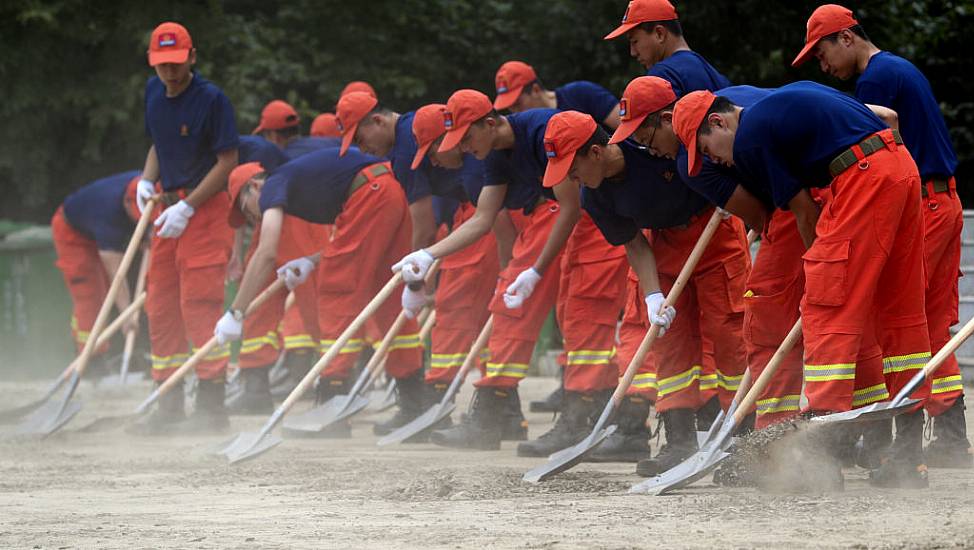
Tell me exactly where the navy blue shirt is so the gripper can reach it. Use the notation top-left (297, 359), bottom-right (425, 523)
top-left (733, 81), bottom-right (887, 209)
top-left (647, 50), bottom-right (732, 97)
top-left (238, 135), bottom-right (288, 170)
top-left (144, 73), bottom-right (238, 191)
top-left (484, 109), bottom-right (558, 212)
top-left (284, 136), bottom-right (341, 160)
top-left (555, 81), bottom-right (619, 125)
top-left (62, 170), bottom-right (141, 251)
top-left (678, 86), bottom-right (775, 208)
top-left (856, 51), bottom-right (958, 180)
top-left (259, 147), bottom-right (380, 224)
top-left (582, 142), bottom-right (709, 245)
top-left (391, 112), bottom-right (470, 205)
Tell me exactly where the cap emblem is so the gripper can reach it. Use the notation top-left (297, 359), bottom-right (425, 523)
top-left (544, 139), bottom-right (557, 159)
top-left (622, 3), bottom-right (632, 23)
top-left (496, 77), bottom-right (509, 95)
top-left (443, 111), bottom-right (454, 129)
top-left (158, 33), bottom-right (177, 47)
top-left (336, 118), bottom-right (344, 132)
top-left (619, 98), bottom-right (629, 120)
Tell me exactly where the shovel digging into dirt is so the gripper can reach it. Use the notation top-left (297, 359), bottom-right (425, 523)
top-left (523, 210), bottom-right (725, 483)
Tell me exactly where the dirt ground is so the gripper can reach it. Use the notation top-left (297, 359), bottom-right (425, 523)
top-left (1, 377), bottom-right (973, 550)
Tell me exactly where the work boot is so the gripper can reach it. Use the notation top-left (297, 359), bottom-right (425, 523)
top-left (856, 419), bottom-right (892, 470)
top-left (172, 379), bottom-right (230, 435)
top-left (503, 387), bottom-right (529, 440)
top-left (226, 366), bottom-right (274, 415)
top-left (586, 395), bottom-right (652, 463)
top-left (315, 377), bottom-right (350, 405)
top-left (126, 381), bottom-right (185, 436)
top-left (517, 391), bottom-right (602, 457)
top-left (869, 409), bottom-right (929, 489)
top-left (430, 387), bottom-right (510, 450)
top-left (530, 370), bottom-right (564, 413)
top-left (373, 372), bottom-right (426, 436)
top-left (695, 396), bottom-right (721, 432)
top-left (636, 408), bottom-right (698, 477)
top-left (925, 396), bottom-right (974, 469)
top-left (271, 350), bottom-right (315, 399)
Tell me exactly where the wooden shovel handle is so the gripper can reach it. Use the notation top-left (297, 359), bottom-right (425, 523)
top-left (370, 309), bottom-right (437, 384)
top-left (733, 319), bottom-right (802, 423)
top-left (454, 315), bottom-right (493, 382)
top-left (746, 229), bottom-right (759, 247)
top-left (920, 315), bottom-right (974, 379)
top-left (61, 292), bottom-right (147, 379)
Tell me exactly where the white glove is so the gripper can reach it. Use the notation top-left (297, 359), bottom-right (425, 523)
top-left (717, 207), bottom-right (732, 220)
top-left (392, 249), bottom-right (435, 283)
top-left (276, 256), bottom-right (316, 291)
top-left (645, 291), bottom-right (677, 336)
top-left (401, 287), bottom-right (427, 319)
top-left (136, 178), bottom-right (155, 214)
top-left (154, 200), bottom-right (195, 238)
top-left (214, 310), bottom-right (243, 345)
top-left (503, 268), bottom-right (541, 309)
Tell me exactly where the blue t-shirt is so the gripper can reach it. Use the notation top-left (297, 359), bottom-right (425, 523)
top-left (259, 147), bottom-right (380, 224)
top-left (733, 81), bottom-right (887, 209)
top-left (582, 142), bottom-right (709, 245)
top-left (284, 136), bottom-right (341, 160)
top-left (484, 109), bottom-right (558, 212)
top-left (238, 135), bottom-right (288, 170)
top-left (391, 112), bottom-right (470, 205)
top-left (856, 51), bottom-right (958, 180)
top-left (62, 170), bottom-right (141, 251)
top-left (647, 50), bottom-right (732, 97)
top-left (678, 86), bottom-right (775, 208)
top-left (555, 81), bottom-right (619, 125)
top-left (144, 73), bottom-right (238, 191)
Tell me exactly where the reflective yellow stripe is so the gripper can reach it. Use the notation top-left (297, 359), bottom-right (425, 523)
top-left (387, 333), bottom-right (423, 351)
top-left (657, 365), bottom-right (702, 397)
top-left (240, 330), bottom-right (280, 355)
top-left (198, 342), bottom-right (231, 361)
top-left (566, 348), bottom-right (615, 366)
top-left (716, 370), bottom-right (744, 391)
top-left (852, 383), bottom-right (889, 407)
top-left (484, 361), bottom-right (529, 379)
top-left (755, 395), bottom-right (801, 415)
top-left (803, 362), bottom-right (856, 382)
top-left (430, 352), bottom-right (466, 369)
top-left (631, 372), bottom-right (658, 390)
top-left (699, 372), bottom-right (717, 391)
top-left (70, 316), bottom-right (91, 344)
top-left (150, 352), bottom-right (190, 370)
top-left (319, 338), bottom-right (366, 355)
top-left (931, 375), bottom-right (964, 395)
top-left (283, 334), bottom-right (317, 350)
top-left (882, 352), bottom-right (931, 374)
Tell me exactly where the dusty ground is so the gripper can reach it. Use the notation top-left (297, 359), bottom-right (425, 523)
top-left (1, 377), bottom-right (973, 550)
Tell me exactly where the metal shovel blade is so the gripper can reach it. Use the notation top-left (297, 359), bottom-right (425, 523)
top-left (808, 397), bottom-right (922, 426)
top-left (522, 424), bottom-right (617, 483)
top-left (630, 445), bottom-right (732, 495)
top-left (0, 376), bottom-right (71, 424)
top-left (368, 380), bottom-right (397, 413)
top-left (281, 394), bottom-right (370, 436)
top-left (14, 397), bottom-right (83, 437)
top-left (378, 400), bottom-right (457, 446)
top-left (218, 431), bottom-right (284, 464)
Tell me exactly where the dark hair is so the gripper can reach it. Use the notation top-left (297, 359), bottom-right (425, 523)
top-left (579, 125), bottom-right (610, 156)
top-left (821, 24), bottom-right (869, 43)
top-left (472, 109), bottom-right (501, 126)
top-left (696, 96), bottom-right (737, 136)
top-left (637, 19), bottom-right (683, 37)
top-left (642, 100), bottom-right (678, 128)
top-left (270, 125), bottom-right (300, 139)
top-left (359, 104), bottom-right (393, 125)
top-left (518, 78), bottom-right (546, 97)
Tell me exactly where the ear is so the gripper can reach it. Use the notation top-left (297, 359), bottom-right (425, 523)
top-left (654, 24), bottom-right (667, 42)
top-left (588, 143), bottom-right (603, 161)
top-left (530, 83), bottom-right (543, 96)
top-left (371, 113), bottom-right (385, 126)
top-left (188, 48), bottom-right (197, 65)
top-left (839, 29), bottom-right (856, 47)
top-left (660, 111), bottom-right (674, 126)
top-left (707, 112), bottom-right (724, 130)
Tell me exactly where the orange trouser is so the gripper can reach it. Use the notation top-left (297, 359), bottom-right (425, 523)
top-left (147, 191), bottom-right (233, 381)
top-left (802, 129), bottom-right (931, 413)
top-left (557, 211), bottom-right (628, 393)
top-left (238, 215), bottom-right (325, 369)
top-left (921, 178), bottom-right (965, 416)
top-left (426, 202), bottom-right (499, 385)
top-left (745, 210), bottom-right (805, 428)
top-left (51, 207), bottom-right (111, 355)
top-left (316, 165), bottom-right (423, 381)
top-left (476, 201), bottom-right (563, 389)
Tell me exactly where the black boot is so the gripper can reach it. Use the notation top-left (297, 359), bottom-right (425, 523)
top-left (271, 350), bottom-right (315, 400)
top-left (856, 419), bottom-right (892, 469)
top-left (586, 395), bottom-right (652, 463)
top-left (925, 396), bottom-right (974, 469)
top-left (373, 372), bottom-right (426, 436)
top-left (530, 370), bottom-right (565, 413)
top-left (870, 409), bottom-right (928, 489)
top-left (430, 387), bottom-right (510, 450)
top-left (695, 396), bottom-right (721, 432)
top-left (503, 387), bottom-right (529, 440)
top-left (636, 408), bottom-right (698, 477)
top-left (173, 379), bottom-right (230, 435)
top-left (226, 366), bottom-right (274, 415)
top-left (315, 377), bottom-right (350, 405)
top-left (126, 382), bottom-right (185, 436)
top-left (517, 391), bottom-right (602, 457)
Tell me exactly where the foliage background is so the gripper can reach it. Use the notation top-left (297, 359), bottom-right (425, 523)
top-left (2, 0), bottom-right (973, 221)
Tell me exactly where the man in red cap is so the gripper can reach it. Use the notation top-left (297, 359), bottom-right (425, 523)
top-left (253, 99), bottom-right (339, 159)
top-left (673, 81), bottom-right (932, 488)
top-left (132, 22), bottom-right (238, 434)
top-left (311, 113), bottom-right (341, 138)
top-left (492, 60), bottom-right (621, 130)
top-left (339, 81), bottom-right (377, 101)
top-left (794, 4), bottom-right (970, 470)
top-left (604, 0), bottom-right (730, 96)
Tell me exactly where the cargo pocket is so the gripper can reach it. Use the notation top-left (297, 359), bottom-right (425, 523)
top-left (316, 245), bottom-right (359, 293)
top-left (183, 252), bottom-right (228, 306)
top-left (743, 277), bottom-right (802, 347)
top-left (802, 239), bottom-right (850, 307)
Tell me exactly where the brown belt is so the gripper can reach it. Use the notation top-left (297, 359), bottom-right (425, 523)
top-left (921, 178), bottom-right (951, 198)
top-left (158, 190), bottom-right (188, 207)
top-left (828, 129), bottom-right (903, 178)
top-left (348, 163), bottom-right (391, 198)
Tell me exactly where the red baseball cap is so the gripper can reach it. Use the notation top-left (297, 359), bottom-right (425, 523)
top-left (227, 162), bottom-right (265, 228)
top-left (493, 61), bottom-right (538, 110)
top-left (148, 22), bottom-right (193, 66)
top-left (439, 90), bottom-right (493, 153)
top-left (411, 104), bottom-right (448, 170)
top-left (542, 111), bottom-right (598, 188)
top-left (123, 176), bottom-right (141, 221)
top-left (609, 76), bottom-right (676, 144)
top-left (792, 4), bottom-right (859, 67)
top-left (336, 91), bottom-right (379, 156)
top-left (253, 100), bottom-right (300, 134)
top-left (340, 81), bottom-right (377, 99)
top-left (604, 0), bottom-right (679, 40)
top-left (672, 90), bottom-right (718, 177)
top-left (310, 113), bottom-right (341, 137)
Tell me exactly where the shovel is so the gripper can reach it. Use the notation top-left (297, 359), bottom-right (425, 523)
top-left (630, 318), bottom-right (803, 495)
top-left (366, 307), bottom-right (438, 413)
top-left (15, 198), bottom-right (157, 437)
top-left (378, 315), bottom-right (492, 446)
top-left (523, 210), bottom-right (725, 483)
top-left (99, 250), bottom-right (151, 388)
top-left (217, 272), bottom-right (405, 464)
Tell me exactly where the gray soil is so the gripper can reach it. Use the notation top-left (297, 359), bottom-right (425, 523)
top-left (1, 377), bottom-right (972, 549)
